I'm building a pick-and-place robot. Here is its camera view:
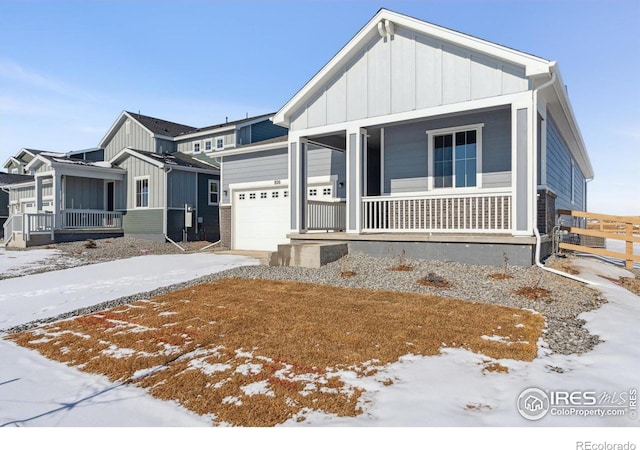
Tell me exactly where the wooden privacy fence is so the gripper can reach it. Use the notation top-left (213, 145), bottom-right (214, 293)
top-left (558, 209), bottom-right (640, 270)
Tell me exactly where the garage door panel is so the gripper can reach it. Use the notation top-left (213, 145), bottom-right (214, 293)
top-left (233, 187), bottom-right (290, 251)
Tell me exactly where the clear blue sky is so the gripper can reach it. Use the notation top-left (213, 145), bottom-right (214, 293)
top-left (0, 0), bottom-right (638, 214)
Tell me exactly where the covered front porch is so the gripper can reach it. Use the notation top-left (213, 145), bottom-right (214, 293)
top-left (288, 105), bottom-right (526, 239)
top-left (3, 157), bottom-right (126, 247)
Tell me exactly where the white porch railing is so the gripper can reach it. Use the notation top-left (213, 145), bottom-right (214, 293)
top-left (61, 210), bottom-right (123, 229)
top-left (307, 200), bottom-right (346, 231)
top-left (3, 214), bottom-right (22, 242)
top-left (362, 192), bottom-right (512, 233)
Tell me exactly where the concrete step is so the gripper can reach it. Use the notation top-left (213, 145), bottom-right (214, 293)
top-left (275, 242), bottom-right (348, 268)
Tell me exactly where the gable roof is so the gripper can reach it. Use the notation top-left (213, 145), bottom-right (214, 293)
top-left (273, 8), bottom-right (552, 126)
top-left (125, 112), bottom-right (197, 137)
top-left (109, 148), bottom-right (219, 173)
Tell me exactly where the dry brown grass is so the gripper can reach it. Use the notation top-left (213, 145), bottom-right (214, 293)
top-left (387, 264), bottom-right (414, 272)
top-left (340, 271), bottom-right (357, 278)
top-left (481, 361), bottom-right (510, 374)
top-left (515, 286), bottom-right (552, 301)
top-left (488, 273), bottom-right (514, 280)
top-left (599, 274), bottom-right (640, 296)
top-left (9, 278), bottom-right (543, 426)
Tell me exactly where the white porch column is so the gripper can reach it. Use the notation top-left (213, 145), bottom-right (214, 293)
top-left (35, 175), bottom-right (43, 212)
top-left (511, 102), bottom-right (534, 236)
top-left (289, 138), bottom-right (308, 233)
top-left (346, 128), bottom-right (365, 233)
top-left (52, 172), bottom-right (62, 229)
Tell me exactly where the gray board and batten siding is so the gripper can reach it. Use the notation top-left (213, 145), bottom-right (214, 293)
top-left (122, 209), bottom-right (164, 239)
top-left (115, 154), bottom-right (165, 210)
top-left (65, 176), bottom-right (104, 210)
top-left (289, 24), bottom-right (528, 131)
top-left (104, 119), bottom-right (157, 161)
top-left (221, 145), bottom-right (347, 205)
top-left (546, 114), bottom-right (586, 212)
top-left (166, 173), bottom-right (220, 242)
top-left (167, 170), bottom-right (197, 209)
top-left (383, 107), bottom-right (512, 194)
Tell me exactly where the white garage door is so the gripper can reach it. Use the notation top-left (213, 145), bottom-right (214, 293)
top-left (233, 186), bottom-right (290, 251)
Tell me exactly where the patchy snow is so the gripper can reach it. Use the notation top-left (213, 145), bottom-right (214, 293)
top-left (0, 253), bottom-right (258, 331)
top-left (241, 380), bottom-right (275, 397)
top-left (188, 359), bottom-right (231, 375)
top-left (1, 253), bottom-right (638, 432)
top-left (0, 246), bottom-right (61, 276)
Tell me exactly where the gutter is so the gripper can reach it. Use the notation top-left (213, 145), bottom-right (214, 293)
top-left (531, 66), bottom-right (597, 286)
top-left (163, 166), bottom-right (172, 236)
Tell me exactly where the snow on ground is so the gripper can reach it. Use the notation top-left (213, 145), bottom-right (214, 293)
top-left (0, 253), bottom-right (257, 427)
top-left (0, 246), bottom-right (61, 277)
top-left (0, 253), bottom-right (258, 330)
top-left (290, 258), bottom-right (639, 427)
top-left (0, 253), bottom-right (638, 429)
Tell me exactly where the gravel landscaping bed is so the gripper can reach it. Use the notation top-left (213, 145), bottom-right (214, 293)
top-left (5, 251), bottom-right (607, 357)
top-left (0, 237), bottom-right (220, 279)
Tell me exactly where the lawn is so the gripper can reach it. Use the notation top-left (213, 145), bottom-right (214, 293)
top-left (10, 278), bottom-right (544, 426)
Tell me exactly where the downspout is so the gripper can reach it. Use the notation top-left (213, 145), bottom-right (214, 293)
top-left (532, 66), bottom-right (596, 285)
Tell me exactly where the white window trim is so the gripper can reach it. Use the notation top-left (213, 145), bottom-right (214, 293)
top-left (215, 137), bottom-right (225, 150)
top-left (193, 141), bottom-right (202, 153)
top-left (204, 139), bottom-right (213, 152)
top-left (208, 179), bottom-right (219, 206)
top-left (426, 123), bottom-right (484, 192)
top-left (134, 176), bottom-right (150, 209)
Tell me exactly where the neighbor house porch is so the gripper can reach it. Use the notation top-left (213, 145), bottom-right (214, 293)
top-left (3, 157), bottom-right (126, 247)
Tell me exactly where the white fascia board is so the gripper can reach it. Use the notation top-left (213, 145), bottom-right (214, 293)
top-left (109, 148), bottom-right (165, 169)
top-left (24, 155), bottom-right (51, 172)
top-left (273, 9), bottom-right (551, 126)
top-left (173, 125), bottom-right (235, 141)
top-left (287, 91), bottom-right (530, 140)
top-left (98, 111), bottom-right (129, 148)
top-left (3, 180), bottom-right (36, 189)
top-left (3, 157), bottom-right (22, 169)
top-left (212, 141), bottom-right (288, 157)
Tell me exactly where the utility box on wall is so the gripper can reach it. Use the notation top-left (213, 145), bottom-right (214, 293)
top-left (184, 204), bottom-right (193, 228)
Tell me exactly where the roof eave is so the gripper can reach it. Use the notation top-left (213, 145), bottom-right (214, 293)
top-left (273, 8), bottom-right (551, 127)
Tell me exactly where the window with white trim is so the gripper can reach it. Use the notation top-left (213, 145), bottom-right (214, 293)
top-left (204, 140), bottom-right (212, 152)
top-left (239, 193), bottom-right (245, 200)
top-left (430, 126), bottom-right (481, 189)
top-left (135, 177), bottom-right (149, 208)
top-left (216, 138), bottom-right (224, 150)
top-left (193, 142), bottom-right (201, 153)
top-left (272, 191), bottom-right (279, 198)
top-left (249, 193), bottom-right (256, 199)
top-left (260, 192), bottom-right (267, 199)
top-left (309, 188), bottom-right (317, 196)
top-left (208, 180), bottom-right (219, 205)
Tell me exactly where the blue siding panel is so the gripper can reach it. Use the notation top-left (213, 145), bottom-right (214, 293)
top-left (249, 121), bottom-right (288, 144)
top-left (546, 116), bottom-right (586, 212)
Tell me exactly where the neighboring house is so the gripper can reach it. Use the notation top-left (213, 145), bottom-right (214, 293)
top-left (2, 148), bottom-right (49, 175)
top-left (2, 110), bottom-right (286, 247)
top-left (219, 9), bottom-right (593, 265)
top-left (0, 173), bottom-right (34, 238)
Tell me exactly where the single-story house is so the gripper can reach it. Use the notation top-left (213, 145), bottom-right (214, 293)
top-left (217, 8), bottom-right (593, 266)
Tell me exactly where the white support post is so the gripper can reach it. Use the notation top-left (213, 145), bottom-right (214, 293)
top-left (35, 176), bottom-right (43, 213)
top-left (53, 173), bottom-right (61, 230)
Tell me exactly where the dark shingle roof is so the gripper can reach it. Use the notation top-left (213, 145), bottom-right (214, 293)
top-left (126, 112), bottom-right (197, 137)
top-left (0, 173), bottom-right (34, 185)
top-left (133, 150), bottom-right (219, 171)
top-left (184, 112), bottom-right (275, 135)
